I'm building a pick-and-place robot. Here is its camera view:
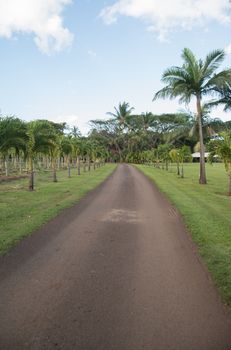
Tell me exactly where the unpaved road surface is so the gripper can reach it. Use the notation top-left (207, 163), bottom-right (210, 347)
top-left (0, 164), bottom-right (231, 350)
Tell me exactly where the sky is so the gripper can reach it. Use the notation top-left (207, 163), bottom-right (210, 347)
top-left (0, 0), bottom-right (231, 134)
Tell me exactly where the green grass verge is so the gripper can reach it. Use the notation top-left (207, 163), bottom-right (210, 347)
top-left (0, 164), bottom-right (116, 255)
top-left (136, 163), bottom-right (231, 307)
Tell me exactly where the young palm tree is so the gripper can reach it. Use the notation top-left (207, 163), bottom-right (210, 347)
top-left (153, 48), bottom-right (231, 184)
top-left (60, 136), bottom-right (73, 177)
top-left (0, 116), bottom-right (28, 175)
top-left (208, 132), bottom-right (231, 195)
top-left (26, 120), bottom-right (60, 190)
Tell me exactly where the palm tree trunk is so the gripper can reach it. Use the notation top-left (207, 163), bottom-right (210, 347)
top-left (229, 173), bottom-right (231, 196)
top-left (19, 158), bottom-right (22, 175)
top-left (5, 157), bottom-right (9, 177)
top-left (28, 158), bottom-right (34, 191)
top-left (52, 158), bottom-right (57, 182)
top-left (181, 162), bottom-right (184, 178)
top-left (196, 96), bottom-right (207, 184)
top-left (177, 161), bottom-right (180, 176)
top-left (77, 156), bottom-right (81, 175)
top-left (68, 159), bottom-right (71, 178)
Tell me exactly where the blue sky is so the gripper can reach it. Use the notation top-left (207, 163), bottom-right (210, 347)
top-left (0, 0), bottom-right (231, 134)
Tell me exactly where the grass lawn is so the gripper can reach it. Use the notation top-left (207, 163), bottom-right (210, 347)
top-left (0, 164), bottom-right (116, 255)
top-left (136, 163), bottom-right (231, 307)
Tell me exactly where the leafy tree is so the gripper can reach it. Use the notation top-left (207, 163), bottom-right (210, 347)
top-left (154, 48), bottom-right (231, 184)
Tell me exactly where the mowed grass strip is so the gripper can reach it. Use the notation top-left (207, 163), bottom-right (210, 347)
top-left (136, 163), bottom-right (231, 307)
top-left (0, 164), bottom-right (116, 255)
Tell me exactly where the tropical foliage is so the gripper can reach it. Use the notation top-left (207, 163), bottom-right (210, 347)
top-left (208, 132), bottom-right (231, 195)
top-left (1, 48), bottom-right (231, 193)
top-left (0, 117), bottom-right (107, 190)
top-left (153, 48), bottom-right (231, 184)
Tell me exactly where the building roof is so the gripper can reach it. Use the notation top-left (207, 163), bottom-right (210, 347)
top-left (192, 152), bottom-right (210, 158)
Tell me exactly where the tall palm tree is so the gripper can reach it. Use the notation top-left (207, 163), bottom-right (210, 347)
top-left (153, 48), bottom-right (231, 184)
top-left (107, 102), bottom-right (134, 131)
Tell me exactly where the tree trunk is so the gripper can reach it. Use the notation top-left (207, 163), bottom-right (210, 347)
top-left (77, 156), bottom-right (81, 175)
top-left (196, 95), bottom-right (207, 184)
top-left (177, 161), bottom-right (180, 176)
top-left (52, 159), bottom-right (57, 182)
top-left (88, 156), bottom-right (91, 172)
top-left (28, 158), bottom-right (34, 191)
top-left (5, 158), bottom-right (9, 177)
top-left (68, 159), bottom-right (71, 178)
top-left (229, 174), bottom-right (231, 196)
top-left (181, 163), bottom-right (184, 178)
top-left (29, 171), bottom-right (34, 191)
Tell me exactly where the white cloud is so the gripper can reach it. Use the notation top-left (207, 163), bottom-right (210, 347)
top-left (0, 0), bottom-right (73, 54)
top-left (100, 0), bottom-right (231, 41)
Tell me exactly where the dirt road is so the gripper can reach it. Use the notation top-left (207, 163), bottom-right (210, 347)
top-left (0, 164), bottom-right (231, 350)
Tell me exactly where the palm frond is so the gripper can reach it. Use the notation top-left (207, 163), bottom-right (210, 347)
top-left (153, 86), bottom-right (175, 100)
top-left (202, 50), bottom-right (225, 76)
top-left (161, 66), bottom-right (187, 84)
top-left (181, 48), bottom-right (197, 68)
top-left (203, 69), bottom-right (231, 91)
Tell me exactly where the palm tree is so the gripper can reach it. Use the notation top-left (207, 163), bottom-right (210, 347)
top-left (26, 120), bottom-right (60, 190)
top-left (107, 102), bottom-right (134, 131)
top-left (60, 136), bottom-right (73, 178)
top-left (169, 149), bottom-right (181, 175)
top-left (153, 48), bottom-right (231, 184)
top-left (70, 126), bottom-right (81, 138)
top-left (0, 116), bottom-right (28, 176)
top-left (157, 144), bottom-right (172, 171)
top-left (178, 145), bottom-right (192, 178)
top-left (208, 132), bottom-right (231, 195)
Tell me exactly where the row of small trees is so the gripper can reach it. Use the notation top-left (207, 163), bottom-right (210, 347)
top-left (126, 144), bottom-right (191, 177)
top-left (131, 135), bottom-right (231, 195)
top-left (0, 117), bottom-right (108, 190)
